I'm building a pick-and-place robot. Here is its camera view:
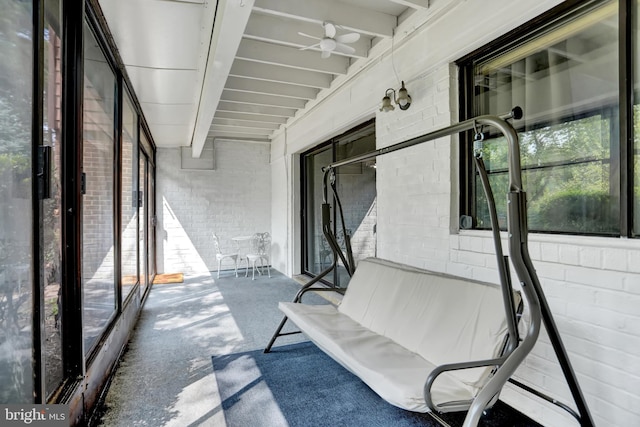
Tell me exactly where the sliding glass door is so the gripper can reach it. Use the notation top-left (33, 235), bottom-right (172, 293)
top-left (81, 19), bottom-right (116, 353)
top-left (138, 148), bottom-right (148, 295)
top-left (148, 168), bottom-right (156, 282)
top-left (301, 120), bottom-right (377, 287)
top-left (304, 146), bottom-right (333, 278)
top-left (1, 0), bottom-right (159, 409)
top-left (121, 92), bottom-right (138, 300)
top-left (42, 0), bottom-right (63, 397)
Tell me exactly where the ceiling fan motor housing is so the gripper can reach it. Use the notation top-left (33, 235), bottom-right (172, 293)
top-left (320, 37), bottom-right (337, 51)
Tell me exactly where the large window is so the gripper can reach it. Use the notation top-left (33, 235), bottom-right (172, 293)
top-left (82, 20), bottom-right (116, 352)
top-left (459, 0), bottom-right (630, 235)
top-left (301, 121), bottom-right (377, 287)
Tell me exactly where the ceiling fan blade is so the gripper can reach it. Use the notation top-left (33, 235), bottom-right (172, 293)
top-left (323, 22), bottom-right (337, 38)
top-left (335, 33), bottom-right (360, 44)
top-left (321, 50), bottom-right (331, 59)
top-left (298, 32), bottom-right (321, 41)
top-left (299, 42), bottom-right (321, 51)
top-left (334, 43), bottom-right (356, 55)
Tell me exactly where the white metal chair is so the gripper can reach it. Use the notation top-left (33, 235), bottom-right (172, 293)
top-left (212, 233), bottom-right (238, 278)
top-left (245, 232), bottom-right (271, 280)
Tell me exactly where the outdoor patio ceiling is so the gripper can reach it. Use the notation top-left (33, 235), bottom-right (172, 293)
top-left (98, 0), bottom-right (431, 155)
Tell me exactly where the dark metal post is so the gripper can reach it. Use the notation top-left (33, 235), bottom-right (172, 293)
top-left (60, 0), bottom-right (86, 377)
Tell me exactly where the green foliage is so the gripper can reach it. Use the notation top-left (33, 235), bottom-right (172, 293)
top-left (529, 188), bottom-right (618, 234)
top-left (0, 97), bottom-right (31, 157)
top-left (48, 298), bottom-right (58, 317)
top-left (476, 114), bottom-right (617, 234)
top-left (0, 4), bottom-right (32, 188)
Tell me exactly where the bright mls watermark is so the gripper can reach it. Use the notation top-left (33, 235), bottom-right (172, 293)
top-left (1, 405), bottom-right (68, 426)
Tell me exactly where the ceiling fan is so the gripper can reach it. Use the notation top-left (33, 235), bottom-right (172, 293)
top-left (298, 22), bottom-right (360, 58)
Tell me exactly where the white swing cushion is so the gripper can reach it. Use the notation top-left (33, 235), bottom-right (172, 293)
top-left (279, 257), bottom-right (517, 413)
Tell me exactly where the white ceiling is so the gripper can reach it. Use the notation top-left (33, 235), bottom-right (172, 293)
top-left (98, 0), bottom-right (431, 155)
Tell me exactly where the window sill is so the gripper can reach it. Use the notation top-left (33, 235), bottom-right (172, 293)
top-left (457, 228), bottom-right (640, 250)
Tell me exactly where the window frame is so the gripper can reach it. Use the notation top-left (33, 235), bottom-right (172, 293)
top-left (81, 14), bottom-right (119, 357)
top-left (457, 0), bottom-right (635, 237)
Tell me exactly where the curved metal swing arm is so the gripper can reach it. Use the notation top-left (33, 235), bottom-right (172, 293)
top-left (321, 168), bottom-right (356, 276)
top-left (474, 157), bottom-right (519, 353)
top-left (508, 378), bottom-right (581, 422)
top-left (293, 256), bottom-right (338, 303)
top-left (423, 356), bottom-right (507, 413)
top-left (322, 107), bottom-right (524, 191)
top-left (264, 257), bottom-right (339, 353)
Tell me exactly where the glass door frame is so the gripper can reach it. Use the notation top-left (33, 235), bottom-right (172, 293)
top-left (301, 141), bottom-right (337, 286)
top-left (137, 135), bottom-right (155, 298)
top-left (300, 118), bottom-right (376, 288)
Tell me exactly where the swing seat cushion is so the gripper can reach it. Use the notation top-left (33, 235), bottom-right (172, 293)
top-left (279, 257), bottom-right (517, 413)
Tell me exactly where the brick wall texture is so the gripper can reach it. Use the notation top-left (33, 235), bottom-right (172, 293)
top-left (156, 140), bottom-right (271, 275)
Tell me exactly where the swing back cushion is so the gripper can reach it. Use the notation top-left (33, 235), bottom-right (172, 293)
top-left (279, 257), bottom-right (518, 412)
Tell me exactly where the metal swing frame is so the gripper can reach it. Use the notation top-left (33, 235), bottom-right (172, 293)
top-left (265, 107), bottom-right (595, 427)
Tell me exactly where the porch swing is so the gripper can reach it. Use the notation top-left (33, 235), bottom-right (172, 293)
top-left (265, 107), bottom-right (595, 427)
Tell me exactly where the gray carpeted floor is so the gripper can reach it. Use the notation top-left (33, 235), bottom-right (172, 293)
top-left (95, 269), bottom-right (330, 427)
top-left (212, 341), bottom-right (542, 427)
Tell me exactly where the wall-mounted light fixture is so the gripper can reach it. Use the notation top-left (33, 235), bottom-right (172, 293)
top-left (379, 81), bottom-right (412, 112)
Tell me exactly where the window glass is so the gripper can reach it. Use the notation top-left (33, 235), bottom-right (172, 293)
top-left (304, 146), bottom-right (333, 278)
top-left (302, 121), bottom-right (376, 287)
top-left (82, 20), bottom-right (116, 352)
top-left (147, 169), bottom-right (155, 281)
top-left (334, 127), bottom-right (376, 285)
top-left (121, 94), bottom-right (138, 299)
top-left (138, 150), bottom-right (147, 295)
top-left (43, 0), bottom-right (64, 397)
top-left (470, 1), bottom-right (619, 234)
top-left (0, 0), bottom-right (34, 402)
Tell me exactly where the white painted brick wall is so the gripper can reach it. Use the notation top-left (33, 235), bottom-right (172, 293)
top-left (333, 165), bottom-right (377, 265)
top-left (156, 140), bottom-right (271, 275)
top-left (268, 1), bottom-right (640, 425)
top-left (449, 227), bottom-right (640, 424)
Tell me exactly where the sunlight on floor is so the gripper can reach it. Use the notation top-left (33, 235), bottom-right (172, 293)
top-left (147, 278), bottom-right (255, 426)
top-left (163, 369), bottom-right (227, 427)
